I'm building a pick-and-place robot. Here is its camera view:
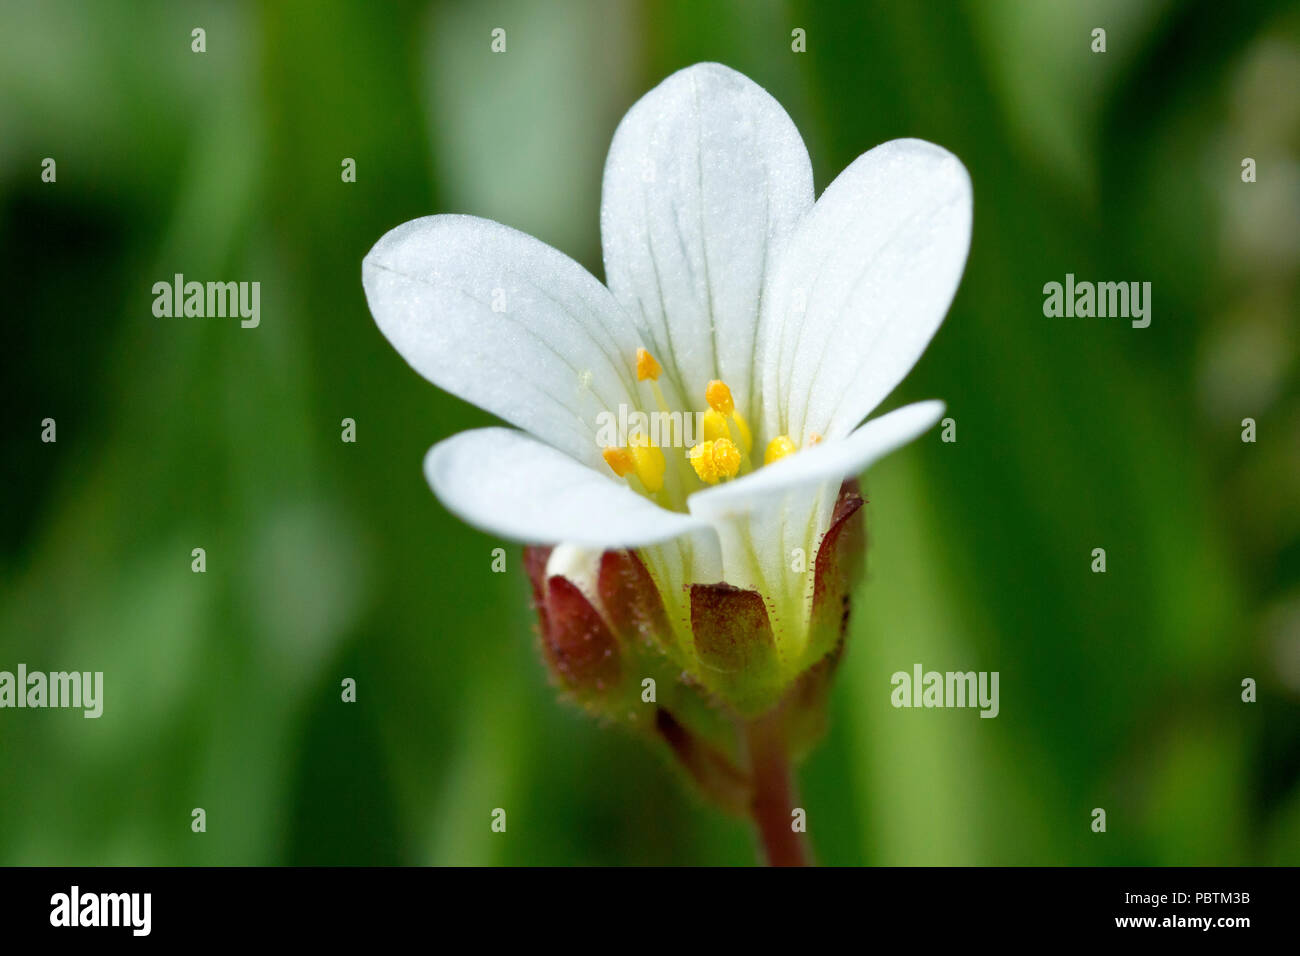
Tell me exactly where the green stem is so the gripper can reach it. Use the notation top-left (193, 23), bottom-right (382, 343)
top-left (744, 711), bottom-right (811, 866)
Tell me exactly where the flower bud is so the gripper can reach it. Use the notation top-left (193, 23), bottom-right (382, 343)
top-left (521, 480), bottom-right (867, 809)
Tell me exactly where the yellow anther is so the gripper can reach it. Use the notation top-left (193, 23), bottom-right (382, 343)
top-left (701, 409), bottom-right (729, 443)
top-left (807, 433), bottom-right (823, 446)
top-left (703, 380), bottom-right (751, 460)
top-left (636, 348), bottom-right (662, 382)
top-left (602, 446), bottom-right (635, 478)
top-left (688, 441), bottom-right (720, 484)
top-left (705, 380), bottom-right (734, 416)
top-left (764, 435), bottom-right (797, 465)
top-left (628, 437), bottom-right (665, 493)
top-left (711, 438), bottom-right (741, 480)
top-left (688, 439), bottom-right (741, 484)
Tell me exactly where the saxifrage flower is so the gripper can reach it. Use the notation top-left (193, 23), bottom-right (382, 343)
top-left (362, 62), bottom-right (971, 851)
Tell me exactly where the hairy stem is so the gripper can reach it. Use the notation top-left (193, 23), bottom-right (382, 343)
top-left (744, 710), bottom-right (811, 866)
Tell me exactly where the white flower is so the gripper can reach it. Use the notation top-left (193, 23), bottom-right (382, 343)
top-left (362, 62), bottom-right (971, 715)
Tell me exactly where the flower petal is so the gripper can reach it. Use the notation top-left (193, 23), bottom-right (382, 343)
top-left (601, 62), bottom-right (814, 415)
top-left (363, 214), bottom-right (643, 470)
top-left (759, 139), bottom-right (971, 443)
top-left (424, 427), bottom-right (711, 548)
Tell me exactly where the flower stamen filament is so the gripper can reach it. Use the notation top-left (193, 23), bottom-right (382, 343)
top-left (637, 346), bottom-right (679, 446)
top-left (627, 434), bottom-right (666, 493)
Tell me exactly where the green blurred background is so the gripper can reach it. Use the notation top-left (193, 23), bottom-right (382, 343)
top-left (1, 0), bottom-right (1297, 865)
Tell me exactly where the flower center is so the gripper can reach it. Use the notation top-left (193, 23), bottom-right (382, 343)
top-left (599, 347), bottom-right (818, 508)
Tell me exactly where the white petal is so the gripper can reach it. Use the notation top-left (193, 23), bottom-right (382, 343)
top-left (363, 214), bottom-right (643, 471)
top-left (693, 475), bottom-right (839, 660)
top-left (758, 139), bottom-right (971, 444)
top-left (545, 543), bottom-right (605, 605)
top-left (689, 400), bottom-right (946, 513)
top-left (601, 62), bottom-right (814, 415)
top-left (425, 427), bottom-right (713, 549)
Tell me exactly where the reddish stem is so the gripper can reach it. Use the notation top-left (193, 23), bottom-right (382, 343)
top-left (744, 711), bottom-right (811, 866)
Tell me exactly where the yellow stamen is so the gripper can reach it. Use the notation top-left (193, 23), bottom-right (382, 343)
top-left (711, 438), bottom-right (741, 480)
top-left (688, 438), bottom-right (741, 484)
top-left (688, 441), bottom-right (720, 484)
top-left (636, 348), bottom-right (662, 382)
top-left (730, 409), bottom-right (753, 456)
top-left (764, 435), bottom-right (797, 465)
top-left (806, 433), bottom-right (822, 447)
top-left (602, 447), bottom-right (635, 478)
top-left (701, 409), bottom-right (729, 443)
top-left (705, 380), bottom-right (734, 416)
top-left (633, 348), bottom-right (676, 442)
top-left (628, 436), bottom-right (665, 493)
